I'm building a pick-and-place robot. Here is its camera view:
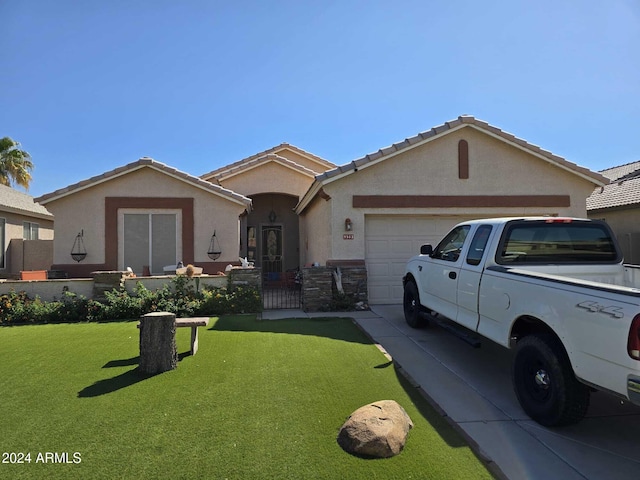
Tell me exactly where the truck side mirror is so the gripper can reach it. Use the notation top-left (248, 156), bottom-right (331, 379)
top-left (420, 244), bottom-right (433, 255)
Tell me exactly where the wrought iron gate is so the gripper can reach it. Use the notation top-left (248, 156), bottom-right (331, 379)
top-left (262, 269), bottom-right (302, 309)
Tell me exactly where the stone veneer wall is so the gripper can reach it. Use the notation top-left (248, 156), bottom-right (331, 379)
top-left (227, 267), bottom-right (262, 292)
top-left (93, 271), bottom-right (128, 301)
top-left (301, 265), bottom-right (368, 312)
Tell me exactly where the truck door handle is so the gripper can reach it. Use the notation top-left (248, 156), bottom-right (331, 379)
top-left (449, 271), bottom-right (457, 280)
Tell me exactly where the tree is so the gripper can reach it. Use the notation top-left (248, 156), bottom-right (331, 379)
top-left (0, 137), bottom-right (34, 189)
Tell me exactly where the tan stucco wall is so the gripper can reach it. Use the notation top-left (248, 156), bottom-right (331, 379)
top-left (304, 127), bottom-right (598, 263)
top-left (589, 206), bottom-right (640, 263)
top-left (43, 189), bottom-right (104, 266)
top-left (589, 207), bottom-right (640, 235)
top-left (44, 167), bottom-right (247, 269)
top-left (0, 211), bottom-right (54, 242)
top-left (220, 161), bottom-right (315, 199)
top-left (299, 194), bottom-right (331, 266)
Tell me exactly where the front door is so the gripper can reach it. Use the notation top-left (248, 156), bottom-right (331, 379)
top-left (261, 225), bottom-right (283, 281)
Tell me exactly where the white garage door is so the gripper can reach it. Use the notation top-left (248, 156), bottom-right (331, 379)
top-left (365, 215), bottom-right (477, 304)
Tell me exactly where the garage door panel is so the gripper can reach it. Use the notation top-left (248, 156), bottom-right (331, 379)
top-left (366, 215), bottom-right (479, 304)
top-left (390, 239), bottom-right (414, 256)
top-left (391, 285), bottom-right (404, 301)
top-left (369, 285), bottom-right (391, 301)
top-left (391, 261), bottom-right (407, 276)
top-left (367, 261), bottom-right (390, 277)
top-left (366, 239), bottom-right (390, 256)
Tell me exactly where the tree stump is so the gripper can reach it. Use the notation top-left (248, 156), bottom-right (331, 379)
top-left (139, 312), bottom-right (178, 375)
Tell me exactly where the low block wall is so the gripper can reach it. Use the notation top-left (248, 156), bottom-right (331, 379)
top-left (0, 278), bottom-right (94, 302)
top-left (0, 268), bottom-right (260, 303)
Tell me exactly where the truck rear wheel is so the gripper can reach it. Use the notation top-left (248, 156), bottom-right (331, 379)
top-left (403, 281), bottom-right (427, 328)
top-left (512, 334), bottom-right (590, 426)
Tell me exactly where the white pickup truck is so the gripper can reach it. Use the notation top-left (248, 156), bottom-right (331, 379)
top-left (402, 217), bottom-right (640, 426)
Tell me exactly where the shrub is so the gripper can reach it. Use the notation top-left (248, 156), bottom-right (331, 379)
top-left (0, 277), bottom-right (263, 325)
top-left (197, 285), bottom-right (263, 316)
top-left (0, 291), bottom-right (49, 324)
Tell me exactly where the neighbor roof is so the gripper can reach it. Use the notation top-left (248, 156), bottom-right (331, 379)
top-left (587, 160), bottom-right (640, 211)
top-left (0, 184), bottom-right (53, 220)
top-left (35, 157), bottom-right (252, 208)
top-left (297, 115), bottom-right (609, 213)
top-left (200, 143), bottom-right (336, 182)
top-left (599, 160), bottom-right (640, 182)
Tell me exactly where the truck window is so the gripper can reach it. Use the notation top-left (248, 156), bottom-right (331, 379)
top-left (432, 225), bottom-right (470, 262)
top-left (497, 220), bottom-right (620, 264)
top-left (466, 225), bottom-right (492, 266)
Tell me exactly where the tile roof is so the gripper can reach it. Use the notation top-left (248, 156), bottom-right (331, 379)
top-left (599, 160), bottom-right (640, 182)
top-left (35, 157), bottom-right (252, 207)
top-left (587, 160), bottom-right (640, 211)
top-left (314, 115), bottom-right (608, 186)
top-left (0, 184), bottom-right (53, 219)
top-left (200, 143), bottom-right (336, 182)
top-left (204, 153), bottom-right (321, 182)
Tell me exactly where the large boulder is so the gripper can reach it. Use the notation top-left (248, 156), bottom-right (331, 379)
top-left (337, 400), bottom-right (413, 458)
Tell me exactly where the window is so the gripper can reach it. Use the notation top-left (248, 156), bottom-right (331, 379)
top-left (497, 220), bottom-right (620, 264)
top-left (432, 225), bottom-right (470, 262)
top-left (118, 210), bottom-right (181, 275)
top-left (0, 218), bottom-right (5, 268)
top-left (23, 221), bottom-right (39, 240)
top-left (466, 225), bottom-right (492, 266)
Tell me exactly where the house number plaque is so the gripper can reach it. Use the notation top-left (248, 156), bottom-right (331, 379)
top-left (343, 234), bottom-right (354, 240)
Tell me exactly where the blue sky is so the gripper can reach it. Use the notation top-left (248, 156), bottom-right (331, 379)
top-left (2, 0), bottom-right (639, 198)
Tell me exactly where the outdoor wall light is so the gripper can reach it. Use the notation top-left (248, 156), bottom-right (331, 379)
top-left (207, 230), bottom-right (222, 260)
top-left (71, 230), bottom-right (87, 262)
top-left (345, 218), bottom-right (353, 231)
top-left (268, 210), bottom-right (277, 223)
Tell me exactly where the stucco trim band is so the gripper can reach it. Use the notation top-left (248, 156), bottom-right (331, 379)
top-left (352, 195), bottom-right (571, 208)
top-left (105, 197), bottom-right (194, 269)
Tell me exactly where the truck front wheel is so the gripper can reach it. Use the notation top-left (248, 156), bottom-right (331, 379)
top-left (512, 334), bottom-right (590, 426)
top-left (403, 281), bottom-right (427, 328)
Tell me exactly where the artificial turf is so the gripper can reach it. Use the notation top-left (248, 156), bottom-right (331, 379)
top-left (0, 316), bottom-right (494, 479)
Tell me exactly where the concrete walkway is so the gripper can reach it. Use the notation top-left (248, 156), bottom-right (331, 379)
top-left (262, 305), bottom-right (640, 480)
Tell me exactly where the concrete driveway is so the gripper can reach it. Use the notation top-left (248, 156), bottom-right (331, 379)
top-left (361, 304), bottom-right (640, 480)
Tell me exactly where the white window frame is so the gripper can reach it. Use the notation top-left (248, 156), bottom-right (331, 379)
top-left (23, 221), bottom-right (39, 240)
top-left (117, 209), bottom-right (182, 273)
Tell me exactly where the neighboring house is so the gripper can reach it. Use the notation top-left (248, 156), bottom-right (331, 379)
top-left (35, 116), bottom-right (608, 304)
top-left (587, 160), bottom-right (640, 263)
top-left (0, 184), bottom-right (54, 278)
top-left (36, 158), bottom-right (251, 278)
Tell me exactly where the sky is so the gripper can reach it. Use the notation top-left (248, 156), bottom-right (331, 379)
top-left (2, 0), bottom-right (639, 199)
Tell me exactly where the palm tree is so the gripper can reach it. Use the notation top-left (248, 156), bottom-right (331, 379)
top-left (0, 137), bottom-right (34, 189)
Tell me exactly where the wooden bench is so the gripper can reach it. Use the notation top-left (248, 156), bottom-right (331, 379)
top-left (138, 317), bottom-right (210, 355)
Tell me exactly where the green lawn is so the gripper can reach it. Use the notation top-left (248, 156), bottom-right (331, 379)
top-left (0, 316), bottom-right (494, 479)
